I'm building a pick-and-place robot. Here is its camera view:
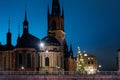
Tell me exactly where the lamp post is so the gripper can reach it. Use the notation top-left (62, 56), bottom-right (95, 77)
top-left (98, 65), bottom-right (102, 71)
top-left (39, 42), bottom-right (49, 72)
top-left (21, 66), bottom-right (24, 70)
top-left (56, 65), bottom-right (60, 80)
top-left (20, 66), bottom-right (24, 75)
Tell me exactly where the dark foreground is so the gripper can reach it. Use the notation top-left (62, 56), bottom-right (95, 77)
top-left (0, 75), bottom-right (120, 80)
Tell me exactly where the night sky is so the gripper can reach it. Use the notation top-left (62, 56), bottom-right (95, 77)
top-left (0, 0), bottom-right (120, 70)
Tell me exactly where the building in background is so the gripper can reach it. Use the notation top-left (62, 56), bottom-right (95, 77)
top-left (76, 47), bottom-right (98, 74)
top-left (117, 49), bottom-right (120, 71)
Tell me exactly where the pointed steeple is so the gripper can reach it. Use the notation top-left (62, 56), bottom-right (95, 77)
top-left (8, 17), bottom-right (10, 32)
top-left (6, 18), bottom-right (12, 46)
top-left (69, 44), bottom-right (73, 58)
top-left (23, 6), bottom-right (29, 35)
top-left (62, 7), bottom-right (64, 18)
top-left (25, 7), bottom-right (27, 21)
top-left (18, 24), bottom-right (20, 37)
top-left (51, 0), bottom-right (60, 16)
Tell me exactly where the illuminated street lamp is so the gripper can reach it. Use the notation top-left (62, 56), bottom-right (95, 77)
top-left (46, 50), bottom-right (48, 53)
top-left (97, 65), bottom-right (102, 72)
top-left (99, 65), bottom-right (102, 68)
top-left (40, 42), bottom-right (44, 48)
top-left (21, 66), bottom-right (24, 70)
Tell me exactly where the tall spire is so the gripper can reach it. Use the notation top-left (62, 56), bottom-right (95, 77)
top-left (52, 0), bottom-right (60, 16)
top-left (25, 5), bottom-right (27, 21)
top-left (18, 24), bottom-right (20, 37)
top-left (62, 7), bottom-right (64, 18)
top-left (8, 17), bottom-right (10, 32)
top-left (23, 5), bottom-right (29, 35)
top-left (6, 18), bottom-right (12, 46)
top-left (69, 44), bottom-right (73, 58)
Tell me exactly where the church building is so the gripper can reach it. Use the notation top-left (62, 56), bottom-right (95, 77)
top-left (0, 0), bottom-right (74, 72)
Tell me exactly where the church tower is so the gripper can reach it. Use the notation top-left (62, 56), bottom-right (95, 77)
top-left (6, 18), bottom-right (12, 46)
top-left (48, 0), bottom-right (65, 44)
top-left (47, 0), bottom-right (69, 71)
top-left (23, 9), bottom-right (29, 35)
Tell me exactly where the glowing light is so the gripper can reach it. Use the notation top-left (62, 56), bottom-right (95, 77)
top-left (46, 50), bottom-right (48, 53)
top-left (21, 66), bottom-right (24, 70)
top-left (84, 54), bottom-right (87, 56)
top-left (99, 65), bottom-right (102, 68)
top-left (40, 42), bottom-right (44, 48)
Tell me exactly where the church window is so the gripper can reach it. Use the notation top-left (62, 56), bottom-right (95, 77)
top-left (88, 61), bottom-right (90, 64)
top-left (4, 57), bottom-right (6, 70)
top-left (41, 56), bottom-right (42, 67)
top-left (52, 20), bottom-right (56, 30)
top-left (37, 54), bottom-right (40, 68)
top-left (91, 61), bottom-right (94, 64)
top-left (45, 57), bottom-right (49, 66)
top-left (27, 53), bottom-right (32, 68)
top-left (18, 53), bottom-right (23, 67)
top-left (54, 48), bottom-right (57, 51)
top-left (61, 56), bottom-right (62, 68)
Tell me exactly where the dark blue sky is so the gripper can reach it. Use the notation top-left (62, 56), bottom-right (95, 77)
top-left (0, 0), bottom-right (120, 70)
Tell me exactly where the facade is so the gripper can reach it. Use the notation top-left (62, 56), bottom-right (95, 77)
top-left (76, 47), bottom-right (97, 74)
top-left (0, 0), bottom-right (75, 72)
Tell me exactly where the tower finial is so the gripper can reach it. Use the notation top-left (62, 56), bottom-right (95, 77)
top-left (8, 17), bottom-right (10, 32)
top-left (52, 0), bottom-right (60, 16)
top-left (62, 7), bottom-right (64, 17)
top-left (23, 4), bottom-right (29, 34)
top-left (25, 5), bottom-right (27, 21)
top-left (18, 24), bottom-right (20, 37)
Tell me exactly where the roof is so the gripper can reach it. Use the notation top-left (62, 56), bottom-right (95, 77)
top-left (16, 33), bottom-right (40, 50)
top-left (41, 36), bottom-right (61, 46)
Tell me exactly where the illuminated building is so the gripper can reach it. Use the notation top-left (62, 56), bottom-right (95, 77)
top-left (76, 47), bottom-right (98, 74)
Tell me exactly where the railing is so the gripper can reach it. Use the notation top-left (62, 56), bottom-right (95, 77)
top-left (0, 71), bottom-right (119, 80)
top-left (0, 71), bottom-right (119, 75)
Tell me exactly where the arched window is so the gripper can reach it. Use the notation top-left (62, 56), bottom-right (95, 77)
top-left (52, 20), bottom-right (56, 30)
top-left (27, 53), bottom-right (32, 68)
top-left (61, 56), bottom-right (62, 68)
top-left (54, 48), bottom-right (57, 51)
top-left (4, 57), bottom-right (6, 70)
top-left (19, 53), bottom-right (23, 67)
top-left (45, 57), bottom-right (49, 66)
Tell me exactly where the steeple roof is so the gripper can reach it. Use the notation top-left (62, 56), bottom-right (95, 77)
top-left (23, 8), bottom-right (28, 25)
top-left (51, 0), bottom-right (60, 16)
